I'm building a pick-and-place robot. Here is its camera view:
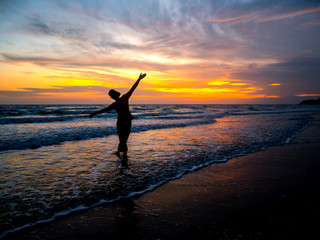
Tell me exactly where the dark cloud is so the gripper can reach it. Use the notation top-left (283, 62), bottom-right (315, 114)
top-left (24, 86), bottom-right (108, 93)
top-left (0, 86), bottom-right (108, 97)
top-left (24, 15), bottom-right (88, 41)
top-left (270, 56), bottom-right (320, 70)
top-left (93, 34), bottom-right (139, 50)
top-left (0, 53), bottom-right (67, 67)
top-left (1, 53), bottom-right (59, 63)
top-left (0, 90), bottom-right (32, 97)
top-left (209, 0), bottom-right (320, 24)
top-left (27, 16), bottom-right (52, 35)
top-left (232, 55), bottom-right (320, 97)
top-left (234, 55), bottom-right (320, 80)
top-left (206, 0), bottom-right (320, 60)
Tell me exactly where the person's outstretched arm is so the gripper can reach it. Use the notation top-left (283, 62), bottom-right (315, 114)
top-left (89, 104), bottom-right (114, 118)
top-left (124, 73), bottom-right (146, 99)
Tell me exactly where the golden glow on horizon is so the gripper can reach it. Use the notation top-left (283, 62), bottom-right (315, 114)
top-left (148, 85), bottom-right (266, 99)
top-left (0, 60), bottom-right (279, 103)
top-left (0, 63), bottom-right (67, 90)
top-left (208, 79), bottom-right (230, 85)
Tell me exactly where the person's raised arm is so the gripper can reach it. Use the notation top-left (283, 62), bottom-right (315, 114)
top-left (89, 104), bottom-right (114, 118)
top-left (124, 73), bottom-right (146, 99)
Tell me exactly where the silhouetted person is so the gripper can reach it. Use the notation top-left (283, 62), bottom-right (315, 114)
top-left (89, 73), bottom-right (146, 158)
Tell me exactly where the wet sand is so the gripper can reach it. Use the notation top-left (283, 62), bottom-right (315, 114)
top-left (6, 116), bottom-right (320, 240)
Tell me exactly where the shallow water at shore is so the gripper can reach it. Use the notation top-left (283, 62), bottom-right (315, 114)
top-left (0, 104), bottom-right (319, 237)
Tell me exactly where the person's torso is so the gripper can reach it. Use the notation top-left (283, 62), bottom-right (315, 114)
top-left (112, 96), bottom-right (133, 120)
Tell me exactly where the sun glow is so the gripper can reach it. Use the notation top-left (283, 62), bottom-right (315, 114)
top-left (208, 78), bottom-right (252, 86)
top-left (270, 83), bottom-right (281, 86)
top-left (148, 85), bottom-right (265, 100)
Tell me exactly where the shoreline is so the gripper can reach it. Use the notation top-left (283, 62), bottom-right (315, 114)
top-left (5, 115), bottom-right (320, 240)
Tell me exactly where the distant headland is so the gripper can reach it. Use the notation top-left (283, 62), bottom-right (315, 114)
top-left (299, 98), bottom-right (320, 105)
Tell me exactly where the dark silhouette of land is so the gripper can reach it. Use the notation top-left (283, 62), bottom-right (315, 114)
top-left (299, 98), bottom-right (320, 105)
top-left (89, 73), bottom-right (146, 158)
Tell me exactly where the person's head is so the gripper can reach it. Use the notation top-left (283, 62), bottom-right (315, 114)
top-left (108, 89), bottom-right (121, 100)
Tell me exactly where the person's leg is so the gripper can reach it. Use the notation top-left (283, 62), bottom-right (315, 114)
top-left (122, 120), bottom-right (131, 157)
top-left (117, 119), bottom-right (132, 155)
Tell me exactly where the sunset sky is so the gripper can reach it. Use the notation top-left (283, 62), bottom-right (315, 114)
top-left (1, 0), bottom-right (319, 104)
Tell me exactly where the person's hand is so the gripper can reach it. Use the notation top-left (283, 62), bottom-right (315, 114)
top-left (138, 73), bottom-right (146, 80)
top-left (89, 112), bottom-right (96, 118)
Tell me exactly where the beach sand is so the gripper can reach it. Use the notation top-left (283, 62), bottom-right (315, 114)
top-left (6, 116), bottom-right (320, 240)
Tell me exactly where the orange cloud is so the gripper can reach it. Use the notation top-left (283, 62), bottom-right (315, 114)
top-left (207, 79), bottom-right (230, 85)
top-left (296, 94), bottom-right (320, 97)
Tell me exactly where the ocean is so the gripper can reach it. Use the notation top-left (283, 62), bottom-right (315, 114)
top-left (0, 104), bottom-right (319, 237)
